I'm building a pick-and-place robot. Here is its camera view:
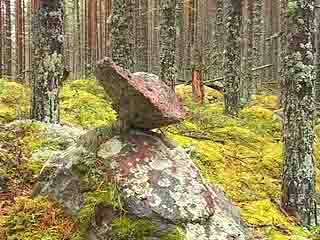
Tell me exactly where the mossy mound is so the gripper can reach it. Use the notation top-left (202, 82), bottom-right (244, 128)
top-left (0, 80), bottom-right (30, 123)
top-left (0, 79), bottom-right (116, 128)
top-left (0, 197), bottom-right (75, 240)
top-left (171, 85), bottom-right (320, 239)
top-left (60, 79), bottom-right (116, 128)
top-left (2, 80), bottom-right (320, 239)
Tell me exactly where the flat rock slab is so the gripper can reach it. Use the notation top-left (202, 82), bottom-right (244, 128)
top-left (96, 58), bottom-right (186, 129)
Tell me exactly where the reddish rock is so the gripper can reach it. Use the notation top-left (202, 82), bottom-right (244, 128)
top-left (35, 129), bottom-right (247, 239)
top-left (96, 57), bottom-right (186, 129)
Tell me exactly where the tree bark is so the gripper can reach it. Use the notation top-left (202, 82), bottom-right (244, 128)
top-left (135, 0), bottom-right (149, 72)
top-left (224, 0), bottom-right (242, 116)
top-left (253, 0), bottom-right (263, 90)
top-left (264, 0), bottom-right (273, 82)
top-left (191, 0), bottom-right (205, 104)
top-left (215, 0), bottom-right (224, 77)
top-left (281, 0), bottom-right (316, 226)
top-left (159, 0), bottom-right (177, 91)
top-left (0, 0), bottom-right (3, 78)
top-left (16, 0), bottom-right (23, 79)
top-left (315, 0), bottom-right (320, 104)
top-left (279, 0), bottom-right (288, 108)
top-left (31, 0), bottom-right (64, 124)
top-left (244, 0), bottom-right (255, 101)
top-left (111, 0), bottom-right (134, 71)
top-left (5, 0), bottom-right (11, 76)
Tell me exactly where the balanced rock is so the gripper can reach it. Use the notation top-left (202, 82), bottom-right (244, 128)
top-left (96, 58), bottom-right (186, 130)
top-left (34, 129), bottom-right (247, 240)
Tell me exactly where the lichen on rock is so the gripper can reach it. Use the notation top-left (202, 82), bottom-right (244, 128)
top-left (34, 128), bottom-right (247, 240)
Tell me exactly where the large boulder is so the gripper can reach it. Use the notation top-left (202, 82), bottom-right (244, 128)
top-left (96, 58), bottom-right (186, 130)
top-left (34, 129), bottom-right (247, 240)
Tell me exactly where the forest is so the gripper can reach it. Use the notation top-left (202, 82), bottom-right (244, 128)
top-left (1, 0), bottom-right (320, 240)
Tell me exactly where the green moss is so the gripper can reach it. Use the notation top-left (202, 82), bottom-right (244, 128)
top-left (0, 197), bottom-right (75, 240)
top-left (75, 184), bottom-right (124, 239)
top-left (60, 82), bottom-right (116, 129)
top-left (111, 216), bottom-right (156, 240)
top-left (0, 80), bottom-right (30, 123)
top-left (160, 227), bottom-right (185, 240)
top-left (0, 79), bottom-right (116, 128)
top-left (167, 88), bottom-right (320, 239)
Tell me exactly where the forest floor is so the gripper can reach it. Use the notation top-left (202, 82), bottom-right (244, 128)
top-left (0, 78), bottom-right (320, 239)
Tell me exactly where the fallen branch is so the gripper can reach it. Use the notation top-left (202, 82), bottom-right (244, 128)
top-left (165, 128), bottom-right (225, 144)
top-left (265, 32), bottom-right (283, 41)
top-left (251, 64), bottom-right (273, 72)
top-left (204, 77), bottom-right (224, 83)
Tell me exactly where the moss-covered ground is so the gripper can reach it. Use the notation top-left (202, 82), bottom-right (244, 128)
top-left (1, 78), bottom-right (320, 239)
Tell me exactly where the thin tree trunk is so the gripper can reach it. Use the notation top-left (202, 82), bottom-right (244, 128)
top-left (215, 0), bottom-right (224, 77)
top-left (135, 0), bottom-right (149, 72)
top-left (105, 0), bottom-right (112, 58)
top-left (315, 0), bottom-right (320, 104)
top-left (271, 0), bottom-right (280, 82)
top-left (253, 0), bottom-right (263, 91)
top-left (16, 0), bottom-right (24, 78)
top-left (176, 0), bottom-right (184, 81)
top-left (159, 0), bottom-right (177, 91)
top-left (111, 0), bottom-right (134, 71)
top-left (0, 0), bottom-right (3, 78)
top-left (191, 0), bottom-right (204, 104)
top-left (5, 0), bottom-right (12, 76)
top-left (245, 0), bottom-right (255, 100)
top-left (279, 0), bottom-right (288, 108)
top-left (224, 0), bottom-right (242, 116)
top-left (263, 0), bottom-right (272, 82)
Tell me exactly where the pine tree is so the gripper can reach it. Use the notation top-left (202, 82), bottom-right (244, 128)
top-left (224, 0), bottom-right (242, 116)
top-left (111, 0), bottom-right (134, 71)
top-left (5, 0), bottom-right (11, 76)
top-left (159, 0), bottom-right (177, 91)
top-left (315, 0), bottom-right (320, 104)
top-left (31, 0), bottom-right (65, 123)
top-left (0, 0), bottom-right (3, 78)
top-left (281, 0), bottom-right (316, 225)
top-left (215, 0), bottom-right (224, 77)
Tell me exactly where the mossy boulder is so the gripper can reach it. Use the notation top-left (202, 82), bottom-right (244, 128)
top-left (34, 127), bottom-right (247, 240)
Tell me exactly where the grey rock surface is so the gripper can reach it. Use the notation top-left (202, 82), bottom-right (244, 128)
top-left (35, 129), bottom-right (247, 240)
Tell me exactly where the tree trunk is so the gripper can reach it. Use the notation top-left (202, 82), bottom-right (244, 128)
top-left (16, 0), bottom-right (23, 79)
top-left (88, 0), bottom-right (97, 70)
top-left (315, 0), bottom-right (320, 104)
top-left (279, 0), bottom-right (288, 108)
top-left (271, 0), bottom-right (280, 82)
top-left (176, 0), bottom-right (184, 81)
top-left (111, 0), bottom-right (134, 71)
top-left (191, 0), bottom-right (204, 104)
top-left (281, 0), bottom-right (316, 226)
top-left (215, 0), bottom-right (224, 77)
top-left (263, 0), bottom-right (272, 82)
top-left (224, 0), bottom-right (242, 116)
top-left (31, 0), bottom-right (64, 124)
top-left (134, 0), bottom-right (149, 72)
top-left (253, 0), bottom-right (263, 91)
top-left (0, 0), bottom-right (3, 78)
top-left (159, 0), bottom-right (177, 91)
top-left (5, 0), bottom-right (12, 76)
top-left (245, 0), bottom-right (255, 100)
top-left (105, 0), bottom-right (112, 58)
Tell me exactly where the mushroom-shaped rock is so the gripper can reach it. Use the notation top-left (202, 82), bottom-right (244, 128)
top-left (96, 58), bottom-right (186, 129)
top-left (34, 129), bottom-right (247, 240)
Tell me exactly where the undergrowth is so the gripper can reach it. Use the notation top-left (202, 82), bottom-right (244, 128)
top-left (1, 79), bottom-right (320, 239)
